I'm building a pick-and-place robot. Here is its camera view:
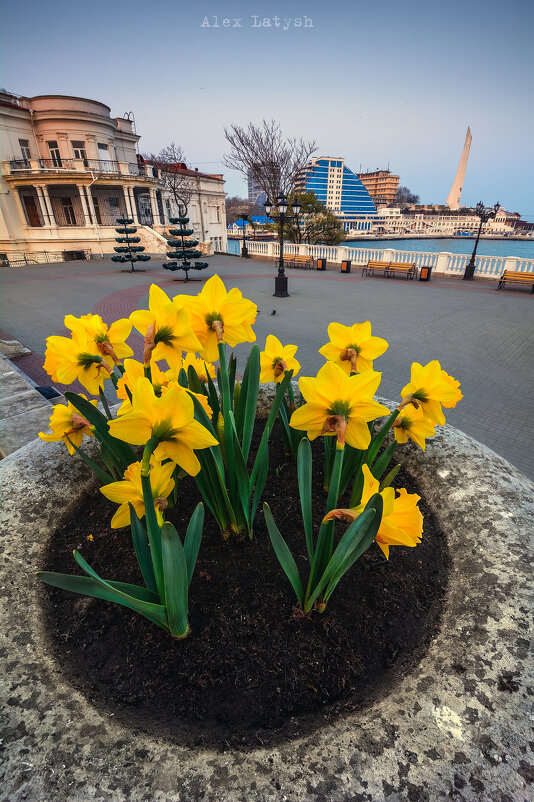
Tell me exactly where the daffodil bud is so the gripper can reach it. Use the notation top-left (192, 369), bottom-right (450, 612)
top-left (233, 380), bottom-right (241, 410)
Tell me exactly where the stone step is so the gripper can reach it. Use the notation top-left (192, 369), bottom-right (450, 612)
top-left (0, 353), bottom-right (58, 457)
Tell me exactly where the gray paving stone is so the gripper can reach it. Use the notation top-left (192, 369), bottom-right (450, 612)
top-left (1, 255), bottom-right (533, 478)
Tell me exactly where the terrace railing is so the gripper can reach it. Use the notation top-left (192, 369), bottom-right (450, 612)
top-left (1, 249), bottom-right (91, 267)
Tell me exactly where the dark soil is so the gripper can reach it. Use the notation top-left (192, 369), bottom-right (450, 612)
top-left (41, 425), bottom-right (449, 750)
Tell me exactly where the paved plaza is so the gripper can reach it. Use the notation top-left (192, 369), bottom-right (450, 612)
top-left (1, 254), bottom-right (533, 478)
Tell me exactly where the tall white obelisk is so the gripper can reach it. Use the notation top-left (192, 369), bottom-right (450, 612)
top-left (446, 127), bottom-right (472, 209)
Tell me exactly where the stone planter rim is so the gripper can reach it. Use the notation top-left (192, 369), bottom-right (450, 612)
top-left (1, 404), bottom-right (533, 801)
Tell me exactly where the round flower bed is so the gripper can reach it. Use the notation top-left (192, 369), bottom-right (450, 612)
top-left (39, 419), bottom-right (447, 748)
top-left (1, 421), bottom-right (533, 801)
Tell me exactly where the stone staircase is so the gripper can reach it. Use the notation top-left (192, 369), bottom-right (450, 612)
top-left (137, 225), bottom-right (168, 255)
top-left (0, 352), bottom-right (60, 457)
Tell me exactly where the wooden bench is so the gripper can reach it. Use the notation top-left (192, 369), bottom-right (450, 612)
top-left (286, 254), bottom-right (315, 270)
top-left (362, 260), bottom-right (417, 280)
top-left (385, 262), bottom-right (417, 280)
top-left (497, 270), bottom-right (534, 292)
top-left (362, 260), bottom-right (390, 277)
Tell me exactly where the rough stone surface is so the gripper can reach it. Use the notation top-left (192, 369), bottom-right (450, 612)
top-left (1, 420), bottom-right (533, 801)
top-left (0, 353), bottom-right (53, 456)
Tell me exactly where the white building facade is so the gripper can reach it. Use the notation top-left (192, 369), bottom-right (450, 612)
top-left (0, 90), bottom-right (227, 261)
top-left (343, 208), bottom-right (521, 237)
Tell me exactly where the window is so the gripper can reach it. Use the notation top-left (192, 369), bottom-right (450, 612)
top-left (71, 141), bottom-right (87, 161)
top-left (98, 143), bottom-right (112, 172)
top-left (19, 139), bottom-right (31, 161)
top-left (61, 197), bottom-right (76, 225)
top-left (47, 140), bottom-right (62, 167)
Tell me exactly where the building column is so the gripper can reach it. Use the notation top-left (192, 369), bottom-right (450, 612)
top-left (128, 188), bottom-right (139, 223)
top-left (122, 186), bottom-right (133, 218)
top-left (36, 184), bottom-right (56, 226)
top-left (149, 188), bottom-right (159, 225)
top-left (33, 185), bottom-right (51, 226)
top-left (57, 133), bottom-right (70, 161)
top-left (85, 134), bottom-right (99, 161)
top-left (76, 184), bottom-right (92, 226)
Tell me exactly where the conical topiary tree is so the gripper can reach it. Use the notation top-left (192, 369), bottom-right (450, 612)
top-left (164, 216), bottom-right (208, 282)
top-left (111, 217), bottom-right (151, 272)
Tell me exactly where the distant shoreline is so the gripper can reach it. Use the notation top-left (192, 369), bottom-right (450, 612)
top-left (343, 234), bottom-right (533, 243)
top-left (228, 233), bottom-right (533, 242)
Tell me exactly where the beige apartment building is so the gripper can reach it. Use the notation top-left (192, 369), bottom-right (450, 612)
top-left (0, 90), bottom-right (227, 262)
top-left (356, 169), bottom-right (400, 206)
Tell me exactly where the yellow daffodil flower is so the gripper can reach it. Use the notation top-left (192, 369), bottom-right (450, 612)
top-left (290, 362), bottom-right (389, 450)
top-left (129, 284), bottom-right (201, 370)
top-left (401, 361), bottom-right (461, 425)
top-left (175, 274), bottom-right (257, 362)
top-left (39, 396), bottom-right (97, 454)
top-left (108, 377), bottom-right (217, 475)
top-left (160, 380), bottom-right (213, 419)
top-left (259, 335), bottom-right (300, 384)
top-left (319, 321), bottom-right (389, 374)
top-left (44, 334), bottom-right (112, 395)
top-left (182, 352), bottom-right (216, 383)
top-left (441, 370), bottom-right (463, 408)
top-left (116, 358), bottom-right (173, 414)
top-left (393, 404), bottom-right (436, 450)
top-left (64, 313), bottom-right (133, 363)
top-left (100, 459), bottom-right (175, 528)
top-left (324, 465), bottom-right (423, 559)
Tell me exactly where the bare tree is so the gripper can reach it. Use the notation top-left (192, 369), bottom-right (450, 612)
top-left (223, 120), bottom-right (317, 206)
top-left (142, 142), bottom-right (194, 214)
top-left (395, 186), bottom-right (420, 206)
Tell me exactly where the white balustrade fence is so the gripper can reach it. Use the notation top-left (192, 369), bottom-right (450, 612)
top-left (240, 240), bottom-right (534, 277)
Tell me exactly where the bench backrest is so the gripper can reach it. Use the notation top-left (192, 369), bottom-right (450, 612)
top-left (502, 270), bottom-right (534, 279)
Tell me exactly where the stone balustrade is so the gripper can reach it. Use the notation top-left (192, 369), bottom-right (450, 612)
top-left (241, 239), bottom-right (534, 278)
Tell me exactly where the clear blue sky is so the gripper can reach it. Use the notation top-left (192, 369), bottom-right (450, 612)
top-left (2, 0), bottom-right (533, 217)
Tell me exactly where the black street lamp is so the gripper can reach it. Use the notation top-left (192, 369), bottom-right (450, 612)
top-left (240, 214), bottom-right (249, 258)
top-left (463, 201), bottom-right (500, 280)
top-left (264, 194), bottom-right (302, 297)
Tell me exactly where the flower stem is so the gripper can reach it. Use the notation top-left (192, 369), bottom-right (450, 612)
top-left (217, 342), bottom-right (231, 414)
top-left (141, 436), bottom-right (160, 476)
top-left (326, 442), bottom-right (345, 514)
top-left (99, 389), bottom-right (112, 420)
top-left (368, 409), bottom-right (400, 465)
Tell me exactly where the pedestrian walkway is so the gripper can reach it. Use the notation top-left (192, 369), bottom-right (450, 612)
top-left (1, 254), bottom-right (533, 477)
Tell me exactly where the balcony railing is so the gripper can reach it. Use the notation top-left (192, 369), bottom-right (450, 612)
top-left (39, 158), bottom-right (76, 170)
top-left (8, 159), bottom-right (32, 171)
top-left (4, 159), bottom-right (160, 179)
top-left (84, 159), bottom-right (121, 174)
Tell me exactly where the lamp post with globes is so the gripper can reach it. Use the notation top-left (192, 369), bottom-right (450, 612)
top-left (463, 201), bottom-right (500, 280)
top-left (264, 194), bottom-right (302, 297)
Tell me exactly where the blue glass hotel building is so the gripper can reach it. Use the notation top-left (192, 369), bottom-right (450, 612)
top-left (296, 157), bottom-right (377, 231)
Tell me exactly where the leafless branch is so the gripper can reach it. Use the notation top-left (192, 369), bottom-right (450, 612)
top-left (142, 142), bottom-right (195, 213)
top-left (223, 120), bottom-right (316, 205)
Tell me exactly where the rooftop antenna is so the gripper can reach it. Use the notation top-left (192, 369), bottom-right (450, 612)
top-left (122, 111), bottom-right (138, 153)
